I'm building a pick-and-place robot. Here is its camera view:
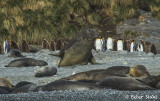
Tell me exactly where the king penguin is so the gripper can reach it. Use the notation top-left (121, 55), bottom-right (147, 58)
top-left (107, 37), bottom-right (113, 50)
top-left (95, 35), bottom-right (103, 51)
top-left (117, 40), bottom-right (123, 51)
top-left (3, 39), bottom-right (10, 53)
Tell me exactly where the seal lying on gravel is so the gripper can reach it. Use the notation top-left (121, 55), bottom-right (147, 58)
top-left (34, 80), bottom-right (104, 92)
top-left (0, 87), bottom-right (10, 94)
top-left (8, 49), bottom-right (24, 57)
top-left (138, 75), bottom-right (160, 88)
top-left (97, 76), bottom-right (155, 91)
top-left (34, 66), bottom-right (57, 77)
top-left (51, 29), bottom-right (99, 67)
top-left (59, 66), bottom-right (129, 81)
top-left (14, 81), bottom-right (34, 89)
top-left (5, 58), bottom-right (48, 67)
top-left (12, 83), bottom-right (37, 94)
top-left (156, 81), bottom-right (160, 89)
top-left (129, 65), bottom-right (150, 77)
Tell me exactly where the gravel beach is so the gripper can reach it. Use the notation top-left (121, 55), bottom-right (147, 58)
top-left (0, 49), bottom-right (160, 101)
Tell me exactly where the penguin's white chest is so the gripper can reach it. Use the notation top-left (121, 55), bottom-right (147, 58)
top-left (130, 42), bottom-right (134, 52)
top-left (107, 38), bottom-right (113, 50)
top-left (117, 40), bottom-right (123, 51)
top-left (95, 39), bottom-right (103, 51)
top-left (140, 44), bottom-right (143, 51)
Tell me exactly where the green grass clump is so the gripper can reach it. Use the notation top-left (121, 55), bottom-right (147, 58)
top-left (0, 0), bottom-right (160, 45)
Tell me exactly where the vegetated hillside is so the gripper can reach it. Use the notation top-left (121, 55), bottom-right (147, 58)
top-left (0, 0), bottom-right (160, 45)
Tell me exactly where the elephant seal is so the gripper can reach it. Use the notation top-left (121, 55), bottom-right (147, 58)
top-left (156, 81), bottom-right (160, 89)
top-left (0, 86), bottom-right (13, 93)
top-left (53, 29), bottom-right (98, 67)
top-left (8, 49), bottom-right (24, 57)
top-left (35, 66), bottom-right (57, 77)
top-left (60, 66), bottom-right (128, 81)
top-left (14, 81), bottom-right (34, 89)
top-left (106, 66), bottom-right (130, 75)
top-left (12, 83), bottom-right (37, 94)
top-left (10, 40), bottom-right (19, 50)
top-left (0, 78), bottom-right (14, 88)
top-left (77, 80), bottom-right (99, 84)
top-left (5, 58), bottom-right (48, 67)
top-left (97, 76), bottom-right (154, 91)
top-left (34, 80), bottom-right (104, 92)
top-left (139, 75), bottom-right (160, 88)
top-left (42, 39), bottom-right (50, 49)
top-left (129, 65), bottom-right (150, 77)
top-left (21, 40), bottom-right (30, 52)
top-left (0, 87), bottom-right (10, 94)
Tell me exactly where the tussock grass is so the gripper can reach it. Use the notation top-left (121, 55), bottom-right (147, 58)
top-left (0, 0), bottom-right (160, 45)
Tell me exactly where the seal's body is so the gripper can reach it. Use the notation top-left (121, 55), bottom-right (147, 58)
top-left (5, 58), bottom-right (48, 67)
top-left (35, 66), bottom-right (57, 77)
top-left (97, 76), bottom-right (154, 90)
top-left (129, 65), bottom-right (150, 77)
top-left (55, 29), bottom-right (98, 67)
top-left (8, 49), bottom-right (24, 57)
top-left (34, 80), bottom-right (104, 91)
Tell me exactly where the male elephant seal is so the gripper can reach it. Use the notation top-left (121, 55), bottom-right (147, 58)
top-left (97, 76), bottom-right (154, 91)
top-left (5, 58), bottom-right (48, 67)
top-left (34, 66), bottom-right (57, 77)
top-left (0, 87), bottom-right (10, 94)
top-left (12, 83), bottom-right (37, 94)
top-left (51, 29), bottom-right (98, 67)
top-left (8, 49), bottom-right (24, 57)
top-left (60, 66), bottom-right (128, 81)
top-left (139, 75), bottom-right (160, 88)
top-left (129, 65), bottom-right (150, 77)
top-left (34, 80), bottom-right (104, 92)
top-left (156, 81), bottom-right (160, 89)
top-left (14, 81), bottom-right (34, 89)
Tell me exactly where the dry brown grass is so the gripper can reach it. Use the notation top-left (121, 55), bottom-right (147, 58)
top-left (0, 0), bottom-right (160, 45)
